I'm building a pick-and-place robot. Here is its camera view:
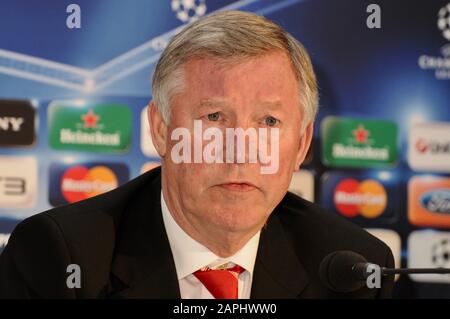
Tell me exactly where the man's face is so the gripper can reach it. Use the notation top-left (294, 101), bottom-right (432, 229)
top-left (152, 50), bottom-right (312, 237)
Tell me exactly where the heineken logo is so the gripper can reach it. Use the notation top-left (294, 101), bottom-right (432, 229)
top-left (48, 102), bottom-right (132, 153)
top-left (352, 125), bottom-right (369, 143)
top-left (59, 109), bottom-right (120, 146)
top-left (332, 144), bottom-right (389, 161)
top-left (81, 110), bottom-right (100, 129)
top-left (59, 129), bottom-right (121, 146)
top-left (321, 116), bottom-right (398, 168)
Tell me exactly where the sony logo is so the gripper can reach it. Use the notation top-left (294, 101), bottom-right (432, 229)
top-left (0, 117), bottom-right (24, 132)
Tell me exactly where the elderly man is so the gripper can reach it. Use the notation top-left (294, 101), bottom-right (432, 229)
top-left (0, 11), bottom-right (394, 299)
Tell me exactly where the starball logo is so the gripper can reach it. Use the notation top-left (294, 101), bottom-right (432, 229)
top-left (171, 0), bottom-right (207, 23)
top-left (408, 230), bottom-right (450, 283)
top-left (438, 3), bottom-right (450, 41)
top-left (417, 2), bottom-right (450, 79)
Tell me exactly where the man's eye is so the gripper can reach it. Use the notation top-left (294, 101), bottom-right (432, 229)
top-left (264, 116), bottom-right (279, 126)
top-left (207, 112), bottom-right (220, 121)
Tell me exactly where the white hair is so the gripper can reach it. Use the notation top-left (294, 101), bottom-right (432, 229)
top-left (152, 10), bottom-right (318, 132)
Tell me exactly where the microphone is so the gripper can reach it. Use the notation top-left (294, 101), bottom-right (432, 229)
top-left (319, 250), bottom-right (450, 293)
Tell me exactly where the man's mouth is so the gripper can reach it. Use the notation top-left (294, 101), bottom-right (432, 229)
top-left (218, 181), bottom-right (257, 192)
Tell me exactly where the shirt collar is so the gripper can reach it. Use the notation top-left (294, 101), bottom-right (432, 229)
top-left (160, 191), bottom-right (260, 280)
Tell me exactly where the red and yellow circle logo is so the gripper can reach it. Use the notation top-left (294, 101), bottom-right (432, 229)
top-left (60, 165), bottom-right (118, 203)
top-left (334, 178), bottom-right (387, 218)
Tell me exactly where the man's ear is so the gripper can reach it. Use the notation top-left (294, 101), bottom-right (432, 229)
top-left (294, 122), bottom-right (314, 170)
top-left (148, 101), bottom-right (168, 157)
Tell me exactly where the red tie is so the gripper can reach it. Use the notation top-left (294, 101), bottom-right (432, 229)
top-left (194, 264), bottom-right (245, 299)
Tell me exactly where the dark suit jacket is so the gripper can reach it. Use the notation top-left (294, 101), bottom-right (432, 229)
top-left (0, 167), bottom-right (394, 298)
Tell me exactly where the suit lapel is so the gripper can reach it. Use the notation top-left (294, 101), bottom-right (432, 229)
top-left (106, 167), bottom-right (309, 299)
top-left (251, 207), bottom-right (309, 298)
top-left (108, 169), bottom-right (181, 298)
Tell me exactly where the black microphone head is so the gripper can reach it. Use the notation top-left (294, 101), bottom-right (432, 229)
top-left (319, 250), bottom-right (368, 293)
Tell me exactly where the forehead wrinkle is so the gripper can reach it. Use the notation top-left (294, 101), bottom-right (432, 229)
top-left (197, 99), bottom-right (283, 108)
top-left (196, 99), bottom-right (230, 110)
top-left (256, 100), bottom-right (283, 110)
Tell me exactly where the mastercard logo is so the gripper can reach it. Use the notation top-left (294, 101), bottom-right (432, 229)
top-left (333, 178), bottom-right (387, 218)
top-left (60, 165), bottom-right (118, 203)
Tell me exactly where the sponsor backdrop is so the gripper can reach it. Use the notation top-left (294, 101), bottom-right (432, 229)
top-left (0, 0), bottom-right (449, 298)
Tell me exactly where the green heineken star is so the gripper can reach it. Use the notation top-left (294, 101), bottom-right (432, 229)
top-left (321, 116), bottom-right (398, 168)
top-left (48, 102), bottom-right (132, 153)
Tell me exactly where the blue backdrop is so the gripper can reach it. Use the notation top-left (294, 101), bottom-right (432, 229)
top-left (0, 0), bottom-right (449, 298)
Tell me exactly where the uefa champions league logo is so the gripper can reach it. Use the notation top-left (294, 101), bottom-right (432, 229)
top-left (418, 2), bottom-right (450, 79)
top-left (171, 0), bottom-right (207, 23)
top-left (432, 239), bottom-right (450, 269)
top-left (438, 3), bottom-right (450, 41)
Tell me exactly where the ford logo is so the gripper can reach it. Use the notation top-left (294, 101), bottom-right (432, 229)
top-left (420, 190), bottom-right (450, 214)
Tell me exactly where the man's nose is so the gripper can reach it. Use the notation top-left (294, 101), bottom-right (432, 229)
top-left (223, 118), bottom-right (259, 164)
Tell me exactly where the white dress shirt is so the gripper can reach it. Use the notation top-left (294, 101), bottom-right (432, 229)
top-left (160, 192), bottom-right (261, 299)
